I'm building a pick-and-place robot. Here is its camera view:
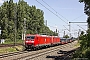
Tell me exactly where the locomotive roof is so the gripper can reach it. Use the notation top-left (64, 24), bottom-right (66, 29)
top-left (26, 34), bottom-right (59, 37)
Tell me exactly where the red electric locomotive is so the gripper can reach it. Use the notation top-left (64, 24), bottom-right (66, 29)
top-left (25, 34), bottom-right (60, 50)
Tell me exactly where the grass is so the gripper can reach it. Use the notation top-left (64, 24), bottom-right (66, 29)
top-left (0, 39), bottom-right (24, 54)
top-left (72, 40), bottom-right (90, 60)
top-left (0, 47), bottom-right (17, 54)
top-left (74, 40), bottom-right (82, 47)
top-left (0, 45), bottom-right (23, 54)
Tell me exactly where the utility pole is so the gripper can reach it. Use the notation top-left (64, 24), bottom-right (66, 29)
top-left (45, 20), bottom-right (47, 35)
top-left (64, 31), bottom-right (65, 37)
top-left (0, 27), bottom-right (1, 40)
top-left (36, 20), bottom-right (38, 34)
top-left (69, 22), bottom-right (71, 37)
top-left (14, 6), bottom-right (17, 46)
top-left (0, 27), bottom-right (1, 34)
top-left (24, 18), bottom-right (26, 40)
top-left (14, 19), bottom-right (16, 46)
top-left (69, 21), bottom-right (87, 40)
top-left (58, 30), bottom-right (59, 37)
top-left (23, 18), bottom-right (26, 46)
top-left (46, 20), bottom-right (47, 26)
top-left (78, 29), bottom-right (81, 41)
top-left (22, 18), bottom-right (26, 40)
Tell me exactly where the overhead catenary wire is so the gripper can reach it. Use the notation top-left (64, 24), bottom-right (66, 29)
top-left (42, 0), bottom-right (77, 30)
top-left (77, 25), bottom-right (86, 31)
top-left (63, 25), bottom-right (69, 31)
top-left (42, 0), bottom-right (86, 24)
top-left (42, 0), bottom-right (69, 22)
top-left (35, 0), bottom-right (75, 34)
top-left (35, 0), bottom-right (68, 24)
top-left (35, 0), bottom-right (87, 37)
top-left (71, 14), bottom-right (85, 21)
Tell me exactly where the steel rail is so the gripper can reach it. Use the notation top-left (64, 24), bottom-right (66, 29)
top-left (16, 42), bottom-right (75, 60)
top-left (0, 41), bottom-right (76, 60)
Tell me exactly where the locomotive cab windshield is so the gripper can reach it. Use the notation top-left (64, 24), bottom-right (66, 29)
top-left (26, 36), bottom-right (35, 40)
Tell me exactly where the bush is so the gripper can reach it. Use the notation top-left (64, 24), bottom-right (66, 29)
top-left (85, 48), bottom-right (90, 59)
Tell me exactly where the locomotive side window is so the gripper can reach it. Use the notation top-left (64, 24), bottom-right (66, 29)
top-left (26, 36), bottom-right (35, 40)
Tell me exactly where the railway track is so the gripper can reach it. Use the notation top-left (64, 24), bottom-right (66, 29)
top-left (55, 47), bottom-right (80, 60)
top-left (0, 51), bottom-right (28, 58)
top-left (0, 41), bottom-right (78, 60)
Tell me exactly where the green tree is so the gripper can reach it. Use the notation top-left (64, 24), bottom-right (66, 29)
top-left (79, 0), bottom-right (90, 27)
top-left (0, 0), bottom-right (57, 43)
top-left (0, 1), bottom-right (9, 39)
top-left (73, 0), bottom-right (90, 59)
top-left (79, 0), bottom-right (90, 48)
top-left (63, 35), bottom-right (69, 38)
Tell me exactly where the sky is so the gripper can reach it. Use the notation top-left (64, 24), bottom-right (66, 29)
top-left (0, 0), bottom-right (88, 37)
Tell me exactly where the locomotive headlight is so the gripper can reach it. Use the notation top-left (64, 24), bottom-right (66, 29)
top-left (26, 41), bottom-right (28, 42)
top-left (31, 41), bottom-right (34, 43)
